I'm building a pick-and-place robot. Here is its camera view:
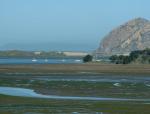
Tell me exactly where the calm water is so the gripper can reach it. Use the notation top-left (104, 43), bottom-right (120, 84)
top-left (0, 58), bottom-right (82, 64)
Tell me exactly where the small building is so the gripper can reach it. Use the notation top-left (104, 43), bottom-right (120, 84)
top-left (34, 51), bottom-right (41, 55)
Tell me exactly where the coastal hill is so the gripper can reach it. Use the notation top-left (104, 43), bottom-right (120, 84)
top-left (96, 18), bottom-right (150, 56)
top-left (0, 50), bottom-right (87, 58)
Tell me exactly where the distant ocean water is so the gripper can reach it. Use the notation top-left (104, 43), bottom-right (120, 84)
top-left (0, 58), bottom-right (82, 64)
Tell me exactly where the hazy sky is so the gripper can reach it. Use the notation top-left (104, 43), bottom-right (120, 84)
top-left (0, 0), bottom-right (150, 51)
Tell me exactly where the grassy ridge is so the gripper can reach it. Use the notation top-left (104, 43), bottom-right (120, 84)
top-left (0, 50), bottom-right (66, 58)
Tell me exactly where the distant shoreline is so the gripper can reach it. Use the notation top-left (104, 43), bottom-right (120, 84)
top-left (0, 50), bottom-right (87, 59)
top-left (0, 63), bottom-right (150, 75)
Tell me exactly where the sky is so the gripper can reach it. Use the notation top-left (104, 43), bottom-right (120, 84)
top-left (0, 0), bottom-right (150, 51)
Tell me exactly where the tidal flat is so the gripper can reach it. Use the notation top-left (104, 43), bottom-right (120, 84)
top-left (0, 63), bottom-right (150, 75)
top-left (0, 64), bottom-right (150, 114)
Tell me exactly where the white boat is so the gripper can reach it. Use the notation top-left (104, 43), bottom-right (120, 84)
top-left (32, 59), bottom-right (37, 62)
top-left (75, 59), bottom-right (81, 62)
top-left (45, 59), bottom-right (48, 62)
top-left (61, 59), bottom-right (66, 62)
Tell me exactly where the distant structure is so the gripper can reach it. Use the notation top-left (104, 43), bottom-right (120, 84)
top-left (63, 51), bottom-right (88, 57)
top-left (34, 51), bottom-right (41, 55)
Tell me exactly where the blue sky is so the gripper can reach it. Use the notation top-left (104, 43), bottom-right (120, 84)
top-left (0, 0), bottom-right (150, 51)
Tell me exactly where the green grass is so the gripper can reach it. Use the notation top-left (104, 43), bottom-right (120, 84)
top-left (0, 64), bottom-right (150, 114)
top-left (0, 94), bottom-right (150, 114)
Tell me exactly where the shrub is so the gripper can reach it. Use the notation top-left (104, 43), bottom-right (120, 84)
top-left (83, 54), bottom-right (93, 63)
top-left (109, 49), bottom-right (150, 64)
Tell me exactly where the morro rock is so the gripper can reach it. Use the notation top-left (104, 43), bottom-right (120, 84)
top-left (96, 18), bottom-right (150, 56)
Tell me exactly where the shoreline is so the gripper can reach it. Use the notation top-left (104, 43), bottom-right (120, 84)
top-left (0, 86), bottom-right (149, 101)
top-left (0, 63), bottom-right (149, 75)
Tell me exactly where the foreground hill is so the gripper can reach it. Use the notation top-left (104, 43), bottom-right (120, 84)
top-left (97, 18), bottom-right (150, 56)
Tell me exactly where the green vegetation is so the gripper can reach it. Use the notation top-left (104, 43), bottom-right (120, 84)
top-left (0, 94), bottom-right (150, 114)
top-left (1, 75), bottom-right (150, 99)
top-left (0, 67), bottom-right (150, 114)
top-left (0, 74), bottom-right (150, 114)
top-left (110, 49), bottom-right (150, 64)
top-left (83, 54), bottom-right (93, 63)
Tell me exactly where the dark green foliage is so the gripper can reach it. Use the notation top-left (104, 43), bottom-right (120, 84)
top-left (109, 49), bottom-right (150, 64)
top-left (109, 55), bottom-right (118, 63)
top-left (83, 54), bottom-right (93, 63)
top-left (110, 55), bottom-right (131, 64)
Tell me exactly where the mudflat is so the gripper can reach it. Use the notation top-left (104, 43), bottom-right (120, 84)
top-left (0, 63), bottom-right (149, 75)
